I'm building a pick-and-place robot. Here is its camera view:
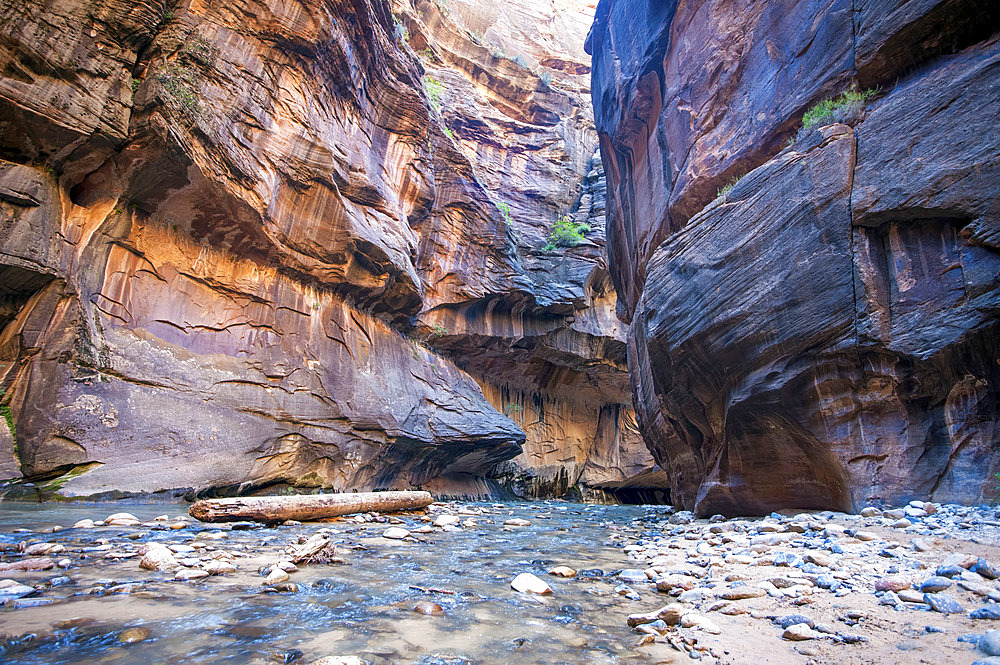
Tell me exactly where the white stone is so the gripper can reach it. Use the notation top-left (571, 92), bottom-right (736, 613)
top-left (265, 568), bottom-right (290, 584)
top-left (139, 544), bottom-right (178, 571)
top-left (511, 572), bottom-right (551, 595)
top-left (382, 527), bottom-right (410, 540)
top-left (783, 623), bottom-right (820, 640)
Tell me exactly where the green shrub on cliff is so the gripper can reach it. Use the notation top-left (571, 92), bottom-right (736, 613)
top-left (423, 75), bottom-right (444, 113)
top-left (543, 214), bottom-right (589, 251)
top-left (0, 391), bottom-right (14, 450)
top-left (802, 87), bottom-right (877, 130)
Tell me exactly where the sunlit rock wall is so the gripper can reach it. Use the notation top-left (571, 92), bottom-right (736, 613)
top-left (590, 0), bottom-right (1000, 514)
top-left (0, 0), bottom-right (662, 499)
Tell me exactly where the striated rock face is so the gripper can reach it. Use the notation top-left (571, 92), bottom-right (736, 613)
top-left (0, 0), bottom-right (662, 499)
top-left (591, 0), bottom-right (1000, 514)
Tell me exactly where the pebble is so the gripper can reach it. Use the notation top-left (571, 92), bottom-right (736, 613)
top-left (510, 573), bottom-right (551, 595)
top-left (919, 576), bottom-right (952, 593)
top-left (718, 586), bottom-right (766, 600)
top-left (311, 658), bottom-right (368, 665)
top-left (982, 630), bottom-right (1000, 656)
top-left (381, 527), bottom-right (410, 540)
top-left (503, 518), bottom-right (531, 527)
top-left (265, 568), bottom-right (290, 585)
top-left (140, 544), bottom-right (179, 572)
top-left (680, 613), bottom-right (721, 634)
top-left (783, 623), bottom-right (820, 640)
top-left (175, 568), bottom-right (209, 581)
top-left (547, 566), bottom-right (576, 578)
top-left (875, 575), bottom-right (912, 592)
top-left (204, 561), bottom-right (237, 575)
top-left (413, 601), bottom-right (444, 615)
top-left (973, 607), bottom-right (1000, 620)
top-left (617, 569), bottom-right (648, 584)
top-left (118, 627), bottom-right (152, 644)
top-left (924, 593), bottom-right (963, 614)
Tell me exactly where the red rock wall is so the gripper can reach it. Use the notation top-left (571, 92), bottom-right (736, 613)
top-left (591, 0), bottom-right (1000, 514)
top-left (0, 0), bottom-right (663, 499)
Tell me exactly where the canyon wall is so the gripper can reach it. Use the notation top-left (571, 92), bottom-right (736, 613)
top-left (0, 0), bottom-right (664, 500)
top-left (590, 0), bottom-right (1000, 514)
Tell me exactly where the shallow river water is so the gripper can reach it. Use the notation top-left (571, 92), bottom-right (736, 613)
top-left (0, 501), bottom-right (668, 665)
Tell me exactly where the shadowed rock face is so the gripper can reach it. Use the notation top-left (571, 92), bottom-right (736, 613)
top-left (0, 0), bottom-right (663, 499)
top-left (592, 0), bottom-right (1000, 515)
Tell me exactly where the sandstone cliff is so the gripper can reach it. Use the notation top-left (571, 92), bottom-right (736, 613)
top-left (590, 0), bottom-right (1000, 514)
top-left (0, 0), bottom-right (663, 500)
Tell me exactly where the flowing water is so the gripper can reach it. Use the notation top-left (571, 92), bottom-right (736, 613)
top-left (0, 501), bottom-right (669, 664)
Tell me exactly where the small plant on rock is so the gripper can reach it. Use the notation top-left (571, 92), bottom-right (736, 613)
top-left (801, 87), bottom-right (877, 130)
top-left (543, 214), bottom-right (589, 251)
top-left (423, 75), bottom-right (444, 113)
top-left (716, 176), bottom-right (741, 199)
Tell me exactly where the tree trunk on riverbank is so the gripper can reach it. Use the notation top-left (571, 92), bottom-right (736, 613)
top-left (189, 491), bottom-right (434, 523)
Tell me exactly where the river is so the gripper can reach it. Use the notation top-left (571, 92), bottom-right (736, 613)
top-left (0, 500), bottom-right (670, 665)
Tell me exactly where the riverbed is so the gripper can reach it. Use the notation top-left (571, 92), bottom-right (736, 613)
top-left (3, 500), bottom-right (1000, 665)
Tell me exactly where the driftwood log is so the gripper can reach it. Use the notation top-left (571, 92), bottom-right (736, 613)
top-left (188, 490), bottom-right (434, 523)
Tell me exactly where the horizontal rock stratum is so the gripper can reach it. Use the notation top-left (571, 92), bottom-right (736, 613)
top-left (589, 0), bottom-right (1000, 515)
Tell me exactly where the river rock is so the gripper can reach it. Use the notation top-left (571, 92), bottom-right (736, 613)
top-left (106, 513), bottom-right (141, 527)
top-left (139, 544), bottom-right (178, 572)
top-left (73, 519), bottom-right (96, 529)
top-left (680, 613), bottom-right (721, 634)
top-left (175, 568), bottom-right (210, 581)
top-left (783, 623), bottom-right (820, 641)
top-left (265, 568), bottom-right (290, 585)
top-left (898, 589), bottom-right (925, 603)
top-left (433, 515), bottom-right (460, 527)
top-left (860, 507), bottom-right (882, 518)
top-left (875, 576), bottom-right (913, 592)
top-left (312, 658), bottom-right (368, 665)
top-left (719, 586), bottom-right (766, 600)
top-left (204, 561), bottom-right (237, 575)
top-left (548, 566), bottom-right (577, 578)
top-left (511, 573), bottom-right (551, 595)
top-left (972, 607), bottom-right (1000, 620)
top-left (117, 627), bottom-right (152, 644)
top-left (974, 559), bottom-right (1000, 580)
top-left (503, 518), bottom-right (531, 527)
top-left (982, 630), bottom-right (1000, 656)
top-left (924, 593), bottom-right (963, 614)
top-left (382, 527), bottom-right (410, 540)
top-left (920, 577), bottom-right (953, 593)
top-left (25, 543), bottom-right (64, 556)
top-left (413, 601), bottom-right (444, 615)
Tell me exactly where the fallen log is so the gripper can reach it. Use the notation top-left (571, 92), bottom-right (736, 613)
top-left (188, 490), bottom-right (434, 523)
